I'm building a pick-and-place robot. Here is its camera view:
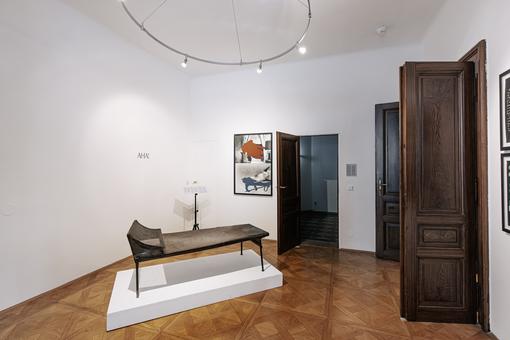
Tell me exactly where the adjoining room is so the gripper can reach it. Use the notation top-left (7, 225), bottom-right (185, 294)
top-left (300, 134), bottom-right (339, 248)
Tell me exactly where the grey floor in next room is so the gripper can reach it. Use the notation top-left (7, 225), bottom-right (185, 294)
top-left (300, 211), bottom-right (339, 247)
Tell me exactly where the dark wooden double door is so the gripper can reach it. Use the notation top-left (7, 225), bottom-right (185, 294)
top-left (400, 62), bottom-right (477, 323)
top-left (377, 62), bottom-right (478, 324)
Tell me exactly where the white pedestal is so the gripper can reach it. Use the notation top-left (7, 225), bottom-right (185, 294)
top-left (106, 250), bottom-right (282, 331)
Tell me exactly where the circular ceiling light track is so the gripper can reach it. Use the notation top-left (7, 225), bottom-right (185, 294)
top-left (119, 0), bottom-right (312, 68)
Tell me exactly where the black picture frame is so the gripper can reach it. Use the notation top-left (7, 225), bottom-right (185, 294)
top-left (501, 153), bottom-right (510, 233)
top-left (234, 133), bottom-right (273, 196)
top-left (500, 69), bottom-right (510, 150)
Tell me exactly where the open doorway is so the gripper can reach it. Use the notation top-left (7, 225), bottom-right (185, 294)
top-left (299, 134), bottom-right (339, 248)
top-left (276, 132), bottom-right (339, 254)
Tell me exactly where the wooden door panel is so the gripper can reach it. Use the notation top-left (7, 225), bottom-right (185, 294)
top-left (417, 224), bottom-right (464, 248)
top-left (401, 62), bottom-right (476, 323)
top-left (281, 138), bottom-right (298, 197)
top-left (385, 202), bottom-right (400, 215)
top-left (386, 110), bottom-right (400, 194)
top-left (385, 222), bottom-right (400, 252)
top-left (418, 258), bottom-right (464, 307)
top-left (418, 75), bottom-right (462, 214)
top-left (376, 102), bottom-right (401, 261)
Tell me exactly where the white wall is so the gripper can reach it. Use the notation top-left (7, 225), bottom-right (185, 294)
top-left (0, 0), bottom-right (191, 311)
top-left (421, 0), bottom-right (510, 337)
top-left (189, 44), bottom-right (422, 251)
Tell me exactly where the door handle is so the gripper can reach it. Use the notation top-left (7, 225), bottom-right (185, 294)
top-left (280, 186), bottom-right (287, 189)
top-left (378, 179), bottom-right (387, 196)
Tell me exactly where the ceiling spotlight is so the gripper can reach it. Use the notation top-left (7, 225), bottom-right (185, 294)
top-left (257, 61), bottom-right (263, 74)
top-left (181, 56), bottom-right (188, 68)
top-left (298, 46), bottom-right (307, 55)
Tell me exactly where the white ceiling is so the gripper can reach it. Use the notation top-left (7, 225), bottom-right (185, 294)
top-left (60, 0), bottom-right (446, 75)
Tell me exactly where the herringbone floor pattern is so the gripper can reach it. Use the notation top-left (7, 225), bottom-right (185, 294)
top-left (0, 241), bottom-right (491, 339)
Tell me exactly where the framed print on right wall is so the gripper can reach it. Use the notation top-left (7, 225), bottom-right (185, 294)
top-left (500, 68), bottom-right (510, 149)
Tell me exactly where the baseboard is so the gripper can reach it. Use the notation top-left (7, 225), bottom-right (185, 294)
top-left (339, 248), bottom-right (375, 256)
top-left (0, 255), bottom-right (132, 315)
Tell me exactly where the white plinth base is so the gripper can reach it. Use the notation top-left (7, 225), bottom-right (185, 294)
top-left (106, 250), bottom-right (282, 331)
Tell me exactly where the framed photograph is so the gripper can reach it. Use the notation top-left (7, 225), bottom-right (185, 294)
top-left (500, 69), bottom-right (510, 150)
top-left (234, 133), bottom-right (272, 196)
top-left (502, 154), bottom-right (510, 233)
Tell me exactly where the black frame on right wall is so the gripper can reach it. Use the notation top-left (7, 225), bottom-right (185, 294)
top-left (500, 69), bottom-right (510, 150)
top-left (500, 68), bottom-right (510, 235)
top-left (501, 154), bottom-right (510, 234)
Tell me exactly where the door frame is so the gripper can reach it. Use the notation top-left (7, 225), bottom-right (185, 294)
top-left (460, 40), bottom-right (490, 332)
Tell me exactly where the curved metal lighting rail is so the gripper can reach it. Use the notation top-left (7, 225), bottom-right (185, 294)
top-left (121, 0), bottom-right (312, 66)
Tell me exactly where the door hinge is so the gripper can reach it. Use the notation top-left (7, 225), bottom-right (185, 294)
top-left (476, 311), bottom-right (480, 324)
top-left (474, 178), bottom-right (479, 204)
top-left (475, 273), bottom-right (479, 284)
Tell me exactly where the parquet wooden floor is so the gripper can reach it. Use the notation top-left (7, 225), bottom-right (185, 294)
top-left (0, 241), bottom-right (492, 339)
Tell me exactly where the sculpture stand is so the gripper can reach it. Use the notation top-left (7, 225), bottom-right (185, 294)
top-left (193, 193), bottom-right (199, 230)
top-left (107, 250), bottom-right (282, 331)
